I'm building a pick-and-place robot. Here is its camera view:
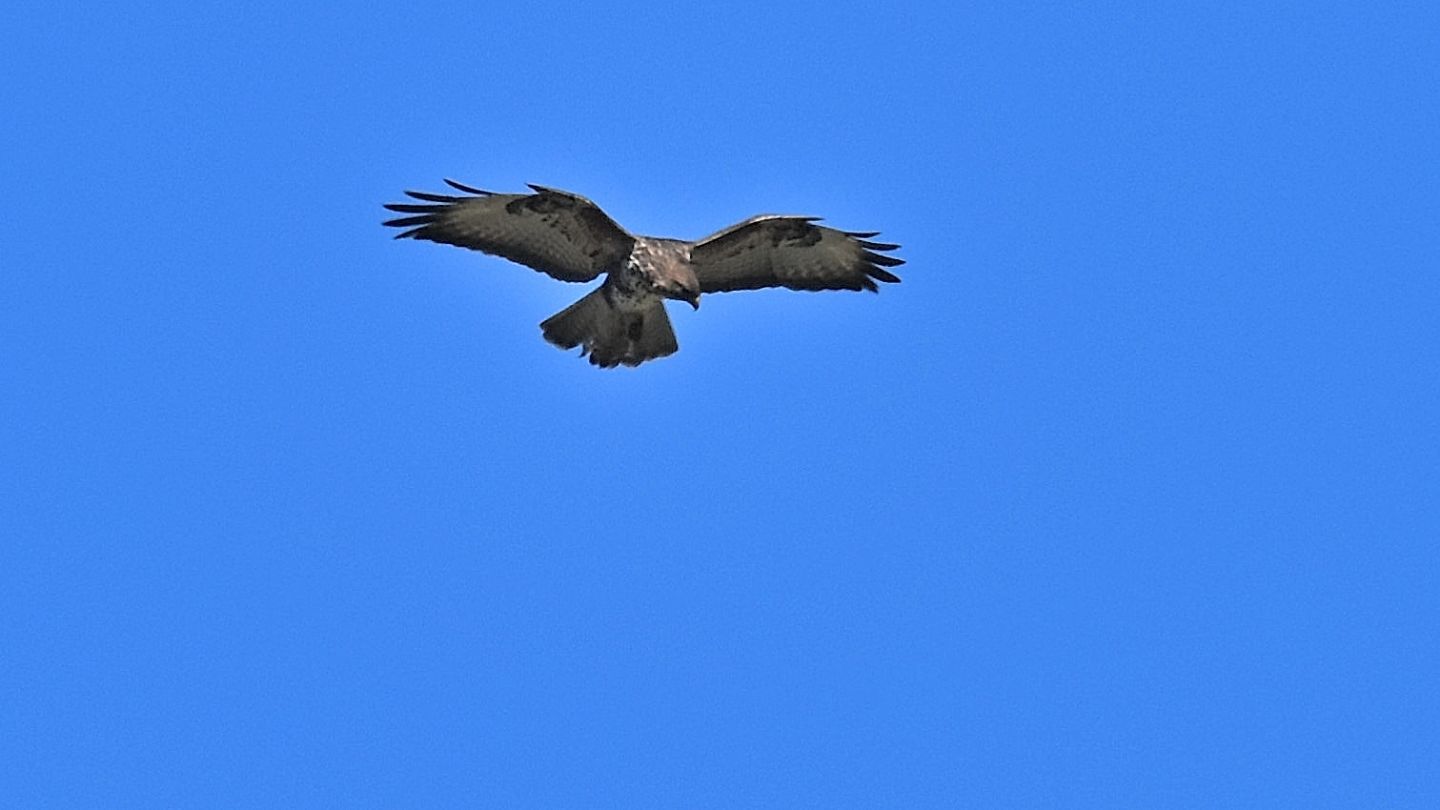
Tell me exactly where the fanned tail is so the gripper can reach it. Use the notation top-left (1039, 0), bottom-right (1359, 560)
top-left (540, 290), bottom-right (678, 368)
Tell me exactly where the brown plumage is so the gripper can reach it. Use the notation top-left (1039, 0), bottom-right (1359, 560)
top-left (383, 180), bottom-right (903, 367)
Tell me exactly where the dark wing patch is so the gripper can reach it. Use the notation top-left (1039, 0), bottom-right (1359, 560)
top-left (689, 215), bottom-right (903, 294)
top-left (383, 180), bottom-right (635, 282)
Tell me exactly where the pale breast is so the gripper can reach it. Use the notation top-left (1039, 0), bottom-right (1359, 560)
top-left (603, 249), bottom-right (662, 312)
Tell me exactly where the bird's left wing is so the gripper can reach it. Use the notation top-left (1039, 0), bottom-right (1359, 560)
top-left (689, 215), bottom-right (903, 293)
top-left (383, 180), bottom-right (635, 282)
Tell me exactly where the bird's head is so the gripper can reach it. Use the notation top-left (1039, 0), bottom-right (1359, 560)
top-left (661, 276), bottom-right (701, 310)
top-left (674, 283), bottom-right (701, 310)
top-left (644, 242), bottom-right (701, 309)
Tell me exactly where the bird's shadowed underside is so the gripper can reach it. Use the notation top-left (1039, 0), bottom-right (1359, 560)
top-left (383, 179), bottom-right (903, 368)
top-left (539, 289), bottom-right (678, 368)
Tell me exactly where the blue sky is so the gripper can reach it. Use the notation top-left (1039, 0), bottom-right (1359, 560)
top-left (3, 1), bottom-right (1438, 806)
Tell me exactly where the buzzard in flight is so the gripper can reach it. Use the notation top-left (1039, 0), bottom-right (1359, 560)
top-left (383, 180), bottom-right (903, 367)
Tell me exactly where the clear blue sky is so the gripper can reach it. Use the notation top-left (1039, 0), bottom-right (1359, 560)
top-left (3, 1), bottom-right (1438, 806)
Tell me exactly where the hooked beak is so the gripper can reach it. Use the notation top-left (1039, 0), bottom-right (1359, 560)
top-left (674, 289), bottom-right (700, 310)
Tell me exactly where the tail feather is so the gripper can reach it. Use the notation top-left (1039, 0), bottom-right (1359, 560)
top-left (540, 289), bottom-right (679, 368)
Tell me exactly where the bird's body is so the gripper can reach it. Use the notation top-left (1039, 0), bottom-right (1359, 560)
top-left (383, 180), bottom-right (903, 367)
top-left (539, 237), bottom-right (694, 366)
top-left (604, 238), bottom-right (697, 314)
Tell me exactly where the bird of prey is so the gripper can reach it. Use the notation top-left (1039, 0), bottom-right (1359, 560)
top-left (383, 180), bottom-right (903, 368)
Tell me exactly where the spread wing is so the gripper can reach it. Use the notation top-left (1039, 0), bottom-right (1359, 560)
top-left (689, 215), bottom-right (903, 293)
top-left (383, 180), bottom-right (635, 282)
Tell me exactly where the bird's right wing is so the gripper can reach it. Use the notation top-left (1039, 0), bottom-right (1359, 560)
top-left (383, 180), bottom-right (635, 282)
top-left (690, 215), bottom-right (903, 293)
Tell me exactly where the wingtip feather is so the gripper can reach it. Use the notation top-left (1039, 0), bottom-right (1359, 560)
top-left (404, 190), bottom-right (461, 203)
top-left (863, 251), bottom-right (906, 268)
top-left (526, 182), bottom-right (571, 196)
top-left (383, 214), bottom-right (436, 228)
top-left (857, 239), bottom-right (900, 251)
top-left (443, 178), bottom-right (490, 195)
top-left (867, 266), bottom-right (902, 284)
